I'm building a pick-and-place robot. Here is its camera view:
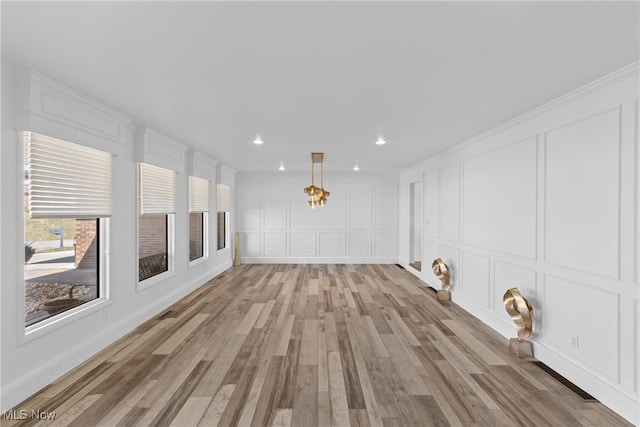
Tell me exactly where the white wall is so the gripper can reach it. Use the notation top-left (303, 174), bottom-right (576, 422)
top-left (0, 67), bottom-right (234, 411)
top-left (236, 172), bottom-right (398, 263)
top-left (413, 181), bottom-right (423, 262)
top-left (399, 63), bottom-right (639, 424)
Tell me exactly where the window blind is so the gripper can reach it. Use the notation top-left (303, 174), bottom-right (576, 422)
top-left (25, 131), bottom-right (111, 219)
top-left (189, 176), bottom-right (210, 212)
top-left (216, 184), bottom-right (231, 212)
top-left (139, 163), bottom-right (176, 215)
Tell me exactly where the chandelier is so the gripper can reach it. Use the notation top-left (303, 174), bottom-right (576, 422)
top-left (304, 152), bottom-right (330, 208)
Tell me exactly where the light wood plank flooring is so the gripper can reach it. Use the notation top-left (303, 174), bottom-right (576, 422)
top-left (5, 264), bottom-right (632, 426)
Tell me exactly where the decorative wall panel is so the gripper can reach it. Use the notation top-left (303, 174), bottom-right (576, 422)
top-left (17, 71), bottom-right (131, 156)
top-left (545, 275), bottom-right (619, 383)
top-left (375, 182), bottom-right (397, 230)
top-left (374, 232), bottom-right (397, 258)
top-left (264, 183), bottom-right (287, 229)
top-left (264, 232), bottom-right (286, 256)
top-left (440, 163), bottom-right (460, 242)
top-left (349, 183), bottom-right (371, 230)
top-left (240, 232), bottom-right (261, 257)
top-left (463, 138), bottom-right (537, 259)
top-left (135, 127), bottom-right (187, 173)
top-left (290, 232), bottom-right (316, 256)
top-left (237, 184), bottom-right (261, 230)
top-left (186, 150), bottom-right (216, 179)
top-left (319, 233), bottom-right (346, 257)
top-left (237, 174), bottom-right (397, 260)
top-left (424, 170), bottom-right (439, 238)
top-left (461, 252), bottom-right (491, 308)
top-left (545, 109), bottom-right (621, 278)
top-left (349, 233), bottom-right (371, 257)
top-left (399, 67), bottom-right (638, 422)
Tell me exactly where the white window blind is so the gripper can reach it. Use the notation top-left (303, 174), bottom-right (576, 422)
top-left (25, 131), bottom-right (111, 219)
top-left (139, 163), bottom-right (176, 215)
top-left (189, 176), bottom-right (210, 212)
top-left (217, 184), bottom-right (231, 212)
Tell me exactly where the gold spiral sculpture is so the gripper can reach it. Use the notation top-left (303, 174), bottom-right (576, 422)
top-left (432, 258), bottom-right (451, 304)
top-left (431, 258), bottom-right (450, 290)
top-left (503, 287), bottom-right (534, 357)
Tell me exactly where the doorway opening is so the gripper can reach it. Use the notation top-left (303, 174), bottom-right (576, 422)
top-left (409, 180), bottom-right (423, 271)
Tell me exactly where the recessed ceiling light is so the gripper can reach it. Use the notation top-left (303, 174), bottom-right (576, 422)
top-left (278, 162), bottom-right (285, 171)
top-left (375, 136), bottom-right (386, 145)
top-left (253, 134), bottom-right (264, 145)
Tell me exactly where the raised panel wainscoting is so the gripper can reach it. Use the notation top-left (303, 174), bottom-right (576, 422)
top-left (236, 173), bottom-right (398, 263)
top-left (399, 64), bottom-right (639, 423)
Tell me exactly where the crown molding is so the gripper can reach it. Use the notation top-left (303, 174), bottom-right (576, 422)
top-left (407, 60), bottom-right (640, 172)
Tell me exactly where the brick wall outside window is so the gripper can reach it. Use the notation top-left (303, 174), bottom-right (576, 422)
top-left (189, 212), bottom-right (204, 261)
top-left (75, 219), bottom-right (97, 269)
top-left (139, 215), bottom-right (167, 258)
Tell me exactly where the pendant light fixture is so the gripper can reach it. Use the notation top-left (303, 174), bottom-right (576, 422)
top-left (303, 152), bottom-right (330, 208)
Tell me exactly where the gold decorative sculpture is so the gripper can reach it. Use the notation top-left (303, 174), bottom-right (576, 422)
top-left (503, 287), bottom-right (534, 357)
top-left (432, 258), bottom-right (451, 304)
top-left (233, 232), bottom-right (241, 266)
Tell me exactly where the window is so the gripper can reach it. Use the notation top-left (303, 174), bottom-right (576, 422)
top-left (138, 163), bottom-right (175, 283)
top-left (24, 132), bottom-right (110, 327)
top-left (189, 176), bottom-right (209, 262)
top-left (217, 212), bottom-right (229, 251)
top-left (189, 212), bottom-right (205, 261)
top-left (138, 214), bottom-right (168, 280)
top-left (217, 184), bottom-right (231, 250)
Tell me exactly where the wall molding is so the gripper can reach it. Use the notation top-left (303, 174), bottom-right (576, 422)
top-left (543, 107), bottom-right (622, 280)
top-left (544, 274), bottom-right (621, 384)
top-left (411, 61), bottom-right (639, 172)
top-left (217, 164), bottom-right (237, 188)
top-left (13, 68), bottom-right (133, 156)
top-left (237, 174), bottom-right (398, 260)
top-left (0, 262), bottom-right (232, 412)
top-left (135, 126), bottom-right (187, 172)
top-left (399, 65), bottom-right (639, 423)
top-left (186, 149), bottom-right (217, 180)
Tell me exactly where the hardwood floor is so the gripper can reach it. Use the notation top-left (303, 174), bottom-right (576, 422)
top-left (5, 264), bottom-right (632, 426)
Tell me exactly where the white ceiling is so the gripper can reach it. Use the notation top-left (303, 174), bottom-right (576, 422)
top-left (2, 2), bottom-right (638, 173)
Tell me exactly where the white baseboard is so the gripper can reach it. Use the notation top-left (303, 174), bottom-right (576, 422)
top-left (0, 261), bottom-right (232, 412)
top-left (451, 291), bottom-right (640, 425)
top-left (241, 257), bottom-right (399, 264)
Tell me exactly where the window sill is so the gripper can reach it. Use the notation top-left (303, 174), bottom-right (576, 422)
top-left (188, 256), bottom-right (208, 268)
top-left (21, 298), bottom-right (112, 345)
top-left (136, 270), bottom-right (176, 292)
